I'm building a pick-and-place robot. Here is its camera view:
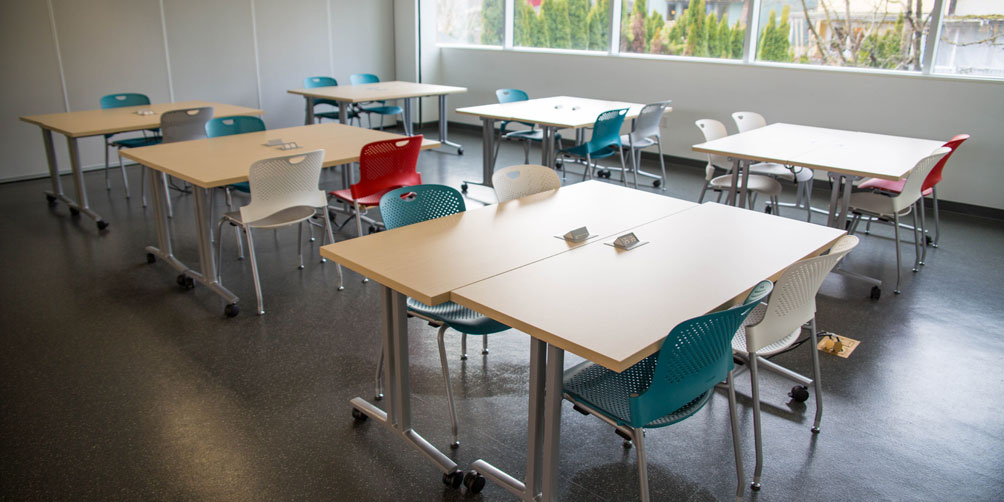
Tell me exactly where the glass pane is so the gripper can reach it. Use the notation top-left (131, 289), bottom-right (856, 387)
top-left (619, 0), bottom-right (750, 59)
top-left (933, 1), bottom-right (1004, 77)
top-left (437, 0), bottom-right (504, 45)
top-left (513, 0), bottom-right (610, 51)
top-left (758, 0), bottom-right (935, 70)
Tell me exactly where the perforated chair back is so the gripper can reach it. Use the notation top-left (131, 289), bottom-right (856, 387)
top-left (351, 136), bottom-right (424, 200)
top-left (629, 101), bottom-right (670, 143)
top-left (695, 119), bottom-right (731, 179)
top-left (887, 147), bottom-right (951, 214)
top-left (161, 107), bottom-right (213, 143)
top-left (206, 116), bottom-right (265, 138)
top-left (628, 280), bottom-right (773, 427)
top-left (924, 134), bottom-right (969, 192)
top-left (350, 73), bottom-right (380, 85)
top-left (496, 88), bottom-right (529, 103)
top-left (240, 150), bottom-right (327, 225)
top-left (492, 164), bottom-right (561, 202)
top-left (380, 185), bottom-right (466, 230)
top-left (100, 93), bottom-right (151, 109)
top-left (744, 236), bottom-right (859, 353)
top-left (304, 76), bottom-right (338, 88)
top-left (587, 108), bottom-right (628, 151)
top-left (732, 111), bottom-right (767, 133)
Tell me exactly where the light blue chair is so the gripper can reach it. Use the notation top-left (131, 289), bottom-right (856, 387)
top-left (303, 76), bottom-right (358, 125)
top-left (100, 93), bottom-right (162, 198)
top-left (559, 108), bottom-right (629, 184)
top-left (493, 89), bottom-right (562, 165)
top-left (563, 280), bottom-right (774, 502)
top-left (349, 73), bottom-right (404, 130)
top-left (375, 184), bottom-right (511, 449)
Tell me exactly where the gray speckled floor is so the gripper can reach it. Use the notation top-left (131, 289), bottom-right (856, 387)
top-left (1, 125), bottom-right (1003, 501)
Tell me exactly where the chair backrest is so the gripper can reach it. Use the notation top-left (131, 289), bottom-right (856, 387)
top-left (240, 150), bottom-right (327, 225)
top-left (496, 88), bottom-right (529, 103)
top-left (628, 280), bottom-right (774, 427)
top-left (100, 93), bottom-right (150, 109)
top-left (304, 76), bottom-right (338, 88)
top-left (695, 119), bottom-right (731, 179)
top-left (588, 108), bottom-right (628, 150)
top-left (379, 184), bottom-right (466, 230)
top-left (492, 164), bottom-right (561, 202)
top-left (923, 134), bottom-right (969, 191)
top-left (205, 116), bottom-right (265, 138)
top-left (161, 107), bottom-right (213, 143)
top-left (350, 73), bottom-right (379, 85)
top-left (889, 146), bottom-right (952, 213)
top-left (351, 136), bottom-right (424, 200)
top-left (630, 101), bottom-right (671, 142)
top-left (744, 235), bottom-right (859, 353)
top-left (731, 111), bottom-right (767, 133)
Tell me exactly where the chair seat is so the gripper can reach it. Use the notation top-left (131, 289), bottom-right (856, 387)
top-left (619, 134), bottom-right (656, 150)
top-left (111, 136), bottom-right (162, 149)
top-left (710, 174), bottom-right (782, 196)
top-left (858, 178), bottom-right (933, 197)
top-left (314, 98), bottom-right (340, 108)
top-left (561, 143), bottom-right (617, 159)
top-left (315, 109), bottom-right (357, 121)
top-left (222, 206), bottom-right (317, 229)
top-left (505, 129), bottom-right (545, 141)
top-left (563, 358), bottom-right (712, 429)
top-left (229, 182), bottom-right (250, 193)
top-left (731, 303), bottom-right (802, 356)
top-left (406, 298), bottom-right (510, 335)
top-left (848, 191), bottom-right (912, 218)
top-left (329, 186), bottom-right (397, 207)
top-left (359, 104), bottom-right (403, 115)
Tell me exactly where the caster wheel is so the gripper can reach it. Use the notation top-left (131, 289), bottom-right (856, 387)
top-left (177, 274), bottom-right (194, 289)
top-left (69, 207), bottom-right (80, 216)
top-left (764, 205), bottom-right (773, 214)
top-left (224, 303), bottom-right (239, 318)
top-left (460, 354), bottom-right (468, 361)
top-left (460, 183), bottom-right (468, 193)
top-left (351, 408), bottom-right (368, 422)
top-left (146, 253), bottom-right (156, 264)
top-left (96, 220), bottom-right (109, 230)
top-left (811, 426), bottom-right (821, 434)
top-left (46, 194), bottom-right (57, 206)
top-left (623, 440), bottom-right (633, 449)
top-left (481, 349), bottom-right (489, 355)
top-left (870, 286), bottom-right (881, 300)
top-left (450, 440), bottom-right (460, 450)
top-left (652, 179), bottom-right (661, 188)
top-left (457, 146), bottom-right (464, 155)
top-left (788, 385), bottom-right (809, 403)
top-left (368, 226), bottom-right (377, 234)
top-left (601, 170), bottom-right (612, 179)
top-left (374, 393), bottom-right (383, 401)
top-left (463, 471), bottom-right (486, 494)
top-left (443, 470), bottom-right (464, 489)
top-left (751, 482), bottom-right (761, 491)
top-left (925, 234), bottom-right (933, 246)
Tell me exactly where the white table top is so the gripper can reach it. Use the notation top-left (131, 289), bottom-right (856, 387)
top-left (287, 81), bottom-right (467, 103)
top-left (20, 101), bottom-right (263, 138)
top-left (452, 202), bottom-right (846, 372)
top-left (457, 96), bottom-right (663, 129)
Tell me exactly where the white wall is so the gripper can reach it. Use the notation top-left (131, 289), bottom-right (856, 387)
top-left (2, 0), bottom-right (396, 182)
top-left (434, 47), bottom-right (1004, 210)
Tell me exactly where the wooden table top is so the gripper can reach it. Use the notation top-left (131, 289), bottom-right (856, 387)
top-left (456, 96), bottom-right (664, 129)
top-left (287, 81), bottom-right (467, 103)
top-left (319, 181), bottom-right (696, 305)
top-left (119, 123), bottom-right (440, 188)
top-left (692, 123), bottom-right (944, 181)
top-left (452, 202), bottom-right (846, 372)
top-left (19, 101), bottom-right (263, 138)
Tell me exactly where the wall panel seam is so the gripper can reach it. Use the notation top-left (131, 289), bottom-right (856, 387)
top-left (45, 0), bottom-right (70, 112)
top-left (158, 0), bottom-right (175, 101)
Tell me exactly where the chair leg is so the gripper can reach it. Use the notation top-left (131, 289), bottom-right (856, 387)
top-left (161, 172), bottom-right (173, 219)
top-left (808, 317), bottom-right (823, 433)
top-left (583, 153), bottom-right (592, 181)
top-left (437, 324), bottom-right (460, 449)
top-left (727, 370), bottom-right (746, 501)
top-left (698, 184), bottom-right (709, 203)
top-left (618, 146), bottom-right (628, 187)
top-left (523, 138), bottom-right (530, 164)
top-left (633, 427), bottom-right (650, 502)
top-left (750, 352), bottom-right (764, 491)
top-left (216, 218), bottom-right (228, 282)
top-left (893, 213), bottom-right (903, 295)
top-left (461, 333), bottom-right (468, 361)
top-left (297, 222), bottom-right (305, 270)
top-left (919, 200), bottom-right (928, 265)
top-left (805, 178), bottom-right (813, 222)
top-left (482, 335), bottom-right (488, 355)
top-left (141, 166), bottom-right (147, 207)
top-left (656, 140), bottom-right (667, 192)
top-left (354, 201), bottom-right (369, 284)
top-left (117, 149), bottom-right (131, 198)
top-left (931, 187), bottom-right (940, 247)
top-left (911, 205), bottom-right (921, 272)
top-left (225, 188), bottom-right (244, 260)
top-left (244, 226), bottom-right (265, 315)
top-left (374, 348), bottom-right (384, 400)
top-left (630, 146), bottom-right (640, 190)
top-left (104, 140), bottom-right (112, 190)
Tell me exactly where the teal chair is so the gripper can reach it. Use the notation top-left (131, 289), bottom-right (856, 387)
top-left (349, 73), bottom-right (404, 130)
top-left (100, 93), bottom-right (162, 198)
top-left (563, 280), bottom-right (775, 502)
top-left (376, 184), bottom-right (511, 449)
top-left (303, 76), bottom-right (358, 125)
top-left (493, 88), bottom-right (561, 164)
top-left (559, 108), bottom-right (629, 184)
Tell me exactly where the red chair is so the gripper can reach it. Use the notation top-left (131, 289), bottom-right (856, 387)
top-left (858, 133), bottom-right (969, 254)
top-left (329, 135), bottom-right (424, 238)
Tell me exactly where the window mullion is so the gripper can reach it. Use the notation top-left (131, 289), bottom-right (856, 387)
top-left (503, 0), bottom-right (514, 49)
top-left (609, 0), bottom-right (621, 55)
top-left (744, 0), bottom-right (762, 63)
top-left (922, 0), bottom-right (946, 74)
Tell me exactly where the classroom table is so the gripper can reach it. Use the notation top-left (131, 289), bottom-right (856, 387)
top-left (288, 81), bottom-right (467, 154)
top-left (20, 101), bottom-right (262, 231)
top-left (456, 96), bottom-right (667, 190)
top-left (691, 123), bottom-right (944, 228)
top-left (120, 122), bottom-right (440, 317)
top-left (319, 181), bottom-right (695, 492)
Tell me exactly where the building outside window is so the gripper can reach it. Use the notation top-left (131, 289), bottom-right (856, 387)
top-left (933, 0), bottom-right (1004, 77)
top-left (438, 0), bottom-right (504, 45)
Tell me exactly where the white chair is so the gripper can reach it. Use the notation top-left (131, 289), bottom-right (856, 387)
top-left (695, 119), bottom-right (781, 210)
top-left (846, 147), bottom-right (951, 294)
top-left (732, 111), bottom-right (815, 221)
top-left (620, 101), bottom-right (670, 190)
top-left (141, 107), bottom-right (214, 217)
top-left (491, 164), bottom-right (561, 203)
top-left (216, 150), bottom-right (344, 315)
top-left (732, 235), bottom-right (859, 491)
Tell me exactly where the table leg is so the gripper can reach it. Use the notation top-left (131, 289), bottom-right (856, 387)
top-left (737, 159), bottom-right (751, 209)
top-left (437, 95), bottom-right (463, 154)
top-left (305, 96), bottom-right (315, 125)
top-left (335, 99), bottom-right (352, 189)
top-left (825, 174), bottom-right (843, 228)
top-left (461, 117), bottom-right (497, 191)
top-left (726, 157), bottom-right (741, 206)
top-left (540, 344), bottom-right (564, 501)
top-left (838, 175), bottom-right (854, 230)
top-left (46, 133), bottom-right (108, 230)
top-left (41, 128), bottom-right (68, 206)
top-left (402, 97), bottom-right (414, 137)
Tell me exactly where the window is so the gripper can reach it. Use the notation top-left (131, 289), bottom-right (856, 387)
top-left (933, 1), bottom-right (1004, 77)
top-left (756, 0), bottom-right (935, 70)
top-left (513, 0), bottom-right (609, 51)
top-left (619, 0), bottom-right (749, 59)
top-left (438, 0), bottom-right (504, 45)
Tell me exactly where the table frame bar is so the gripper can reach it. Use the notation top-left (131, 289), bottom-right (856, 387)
top-left (40, 128), bottom-right (108, 230)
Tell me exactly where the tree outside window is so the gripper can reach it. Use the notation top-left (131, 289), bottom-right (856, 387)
top-left (512, 0), bottom-right (611, 51)
top-left (619, 0), bottom-right (749, 59)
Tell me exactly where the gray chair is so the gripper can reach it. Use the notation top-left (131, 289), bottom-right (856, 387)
top-left (732, 112), bottom-right (815, 221)
top-left (620, 101), bottom-right (670, 190)
top-left (141, 107), bottom-right (214, 217)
